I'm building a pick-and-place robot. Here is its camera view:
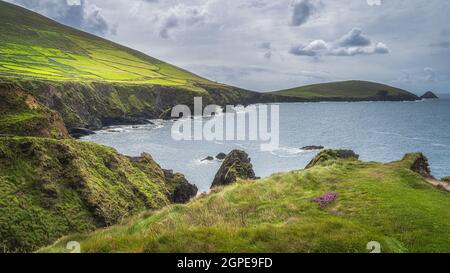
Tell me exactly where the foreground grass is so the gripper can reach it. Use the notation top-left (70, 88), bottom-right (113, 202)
top-left (42, 154), bottom-right (449, 253)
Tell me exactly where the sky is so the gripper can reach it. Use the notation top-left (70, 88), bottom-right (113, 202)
top-left (5, 0), bottom-right (450, 94)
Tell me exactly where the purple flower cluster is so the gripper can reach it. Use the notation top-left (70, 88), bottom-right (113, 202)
top-left (312, 192), bottom-right (338, 207)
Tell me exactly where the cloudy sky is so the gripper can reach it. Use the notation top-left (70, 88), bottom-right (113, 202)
top-left (6, 0), bottom-right (450, 94)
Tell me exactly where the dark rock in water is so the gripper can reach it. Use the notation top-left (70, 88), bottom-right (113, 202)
top-left (420, 91), bottom-right (439, 99)
top-left (202, 156), bottom-right (215, 162)
top-left (404, 153), bottom-right (433, 178)
top-left (69, 128), bottom-right (95, 138)
top-left (216, 153), bottom-right (227, 160)
top-left (132, 125), bottom-right (139, 129)
top-left (211, 150), bottom-right (256, 188)
top-left (301, 145), bottom-right (324, 151)
top-left (306, 149), bottom-right (359, 169)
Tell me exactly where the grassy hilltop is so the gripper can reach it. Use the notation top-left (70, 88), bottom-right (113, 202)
top-left (42, 152), bottom-right (449, 253)
top-left (0, 1), bottom-right (216, 90)
top-left (270, 80), bottom-right (419, 101)
top-left (0, 1), bottom-right (261, 131)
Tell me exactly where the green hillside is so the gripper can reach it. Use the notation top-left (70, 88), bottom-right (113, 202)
top-left (271, 80), bottom-right (419, 101)
top-left (0, 1), bottom-right (262, 131)
top-left (42, 151), bottom-right (449, 253)
top-left (0, 136), bottom-right (198, 252)
top-left (0, 1), bottom-right (218, 91)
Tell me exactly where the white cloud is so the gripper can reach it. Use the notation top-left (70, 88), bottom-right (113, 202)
top-left (290, 28), bottom-right (390, 57)
top-left (157, 3), bottom-right (210, 39)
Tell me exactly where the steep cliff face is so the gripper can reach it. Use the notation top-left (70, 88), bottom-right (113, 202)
top-left (0, 137), bottom-right (172, 252)
top-left (2, 80), bottom-right (260, 131)
top-left (0, 84), bottom-right (69, 138)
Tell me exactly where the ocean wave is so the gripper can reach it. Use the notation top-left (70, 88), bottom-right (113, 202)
top-left (269, 146), bottom-right (308, 158)
top-left (431, 143), bottom-right (450, 149)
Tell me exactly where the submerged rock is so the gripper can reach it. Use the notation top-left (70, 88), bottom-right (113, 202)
top-left (201, 156), bottom-right (214, 162)
top-left (301, 145), bottom-right (324, 151)
top-left (211, 150), bottom-right (256, 188)
top-left (306, 149), bottom-right (359, 169)
top-left (420, 91), bottom-right (439, 99)
top-left (216, 153), bottom-right (228, 160)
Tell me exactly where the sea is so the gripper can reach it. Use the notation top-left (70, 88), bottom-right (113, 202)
top-left (82, 98), bottom-right (450, 192)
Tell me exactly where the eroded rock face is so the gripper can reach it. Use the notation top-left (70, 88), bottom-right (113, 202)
top-left (404, 153), bottom-right (433, 178)
top-left (130, 153), bottom-right (198, 203)
top-left (306, 149), bottom-right (359, 169)
top-left (211, 150), bottom-right (256, 188)
top-left (163, 170), bottom-right (198, 203)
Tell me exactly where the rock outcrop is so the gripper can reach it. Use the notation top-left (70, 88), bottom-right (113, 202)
top-left (306, 149), bottom-right (359, 169)
top-left (442, 176), bottom-right (450, 182)
top-left (163, 169), bottom-right (198, 203)
top-left (0, 88), bottom-right (69, 139)
top-left (216, 153), bottom-right (228, 160)
top-left (130, 153), bottom-right (198, 203)
top-left (69, 128), bottom-right (96, 139)
top-left (211, 150), bottom-right (256, 188)
top-left (301, 145), bottom-right (324, 151)
top-left (403, 153), bottom-right (433, 178)
top-left (420, 91), bottom-right (439, 99)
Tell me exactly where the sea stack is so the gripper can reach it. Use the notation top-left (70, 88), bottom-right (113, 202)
top-left (211, 150), bottom-right (256, 188)
top-left (420, 91), bottom-right (439, 99)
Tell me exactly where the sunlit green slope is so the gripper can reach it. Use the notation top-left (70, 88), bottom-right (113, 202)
top-left (0, 1), bottom-right (217, 90)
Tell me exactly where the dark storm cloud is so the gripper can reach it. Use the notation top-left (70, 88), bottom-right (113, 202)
top-left (10, 0), bottom-right (110, 36)
top-left (291, 0), bottom-right (317, 26)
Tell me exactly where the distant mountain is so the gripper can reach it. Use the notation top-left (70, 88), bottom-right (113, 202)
top-left (270, 80), bottom-right (419, 102)
top-left (420, 91), bottom-right (439, 99)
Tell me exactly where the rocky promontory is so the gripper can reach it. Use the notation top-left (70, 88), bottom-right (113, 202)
top-left (211, 150), bottom-right (257, 188)
top-left (306, 149), bottom-right (359, 169)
